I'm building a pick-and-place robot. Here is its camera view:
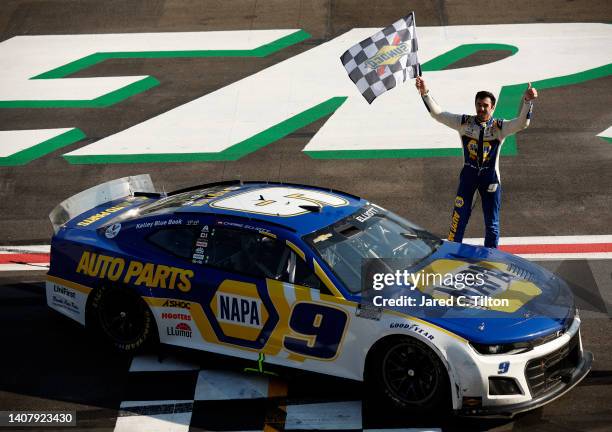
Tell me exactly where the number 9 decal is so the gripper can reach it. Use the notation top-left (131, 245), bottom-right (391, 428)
top-left (283, 302), bottom-right (348, 360)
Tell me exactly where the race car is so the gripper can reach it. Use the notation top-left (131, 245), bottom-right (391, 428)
top-left (46, 175), bottom-right (592, 416)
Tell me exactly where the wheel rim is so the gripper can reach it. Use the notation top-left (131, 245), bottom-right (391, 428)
top-left (382, 342), bottom-right (440, 405)
top-left (98, 289), bottom-right (147, 344)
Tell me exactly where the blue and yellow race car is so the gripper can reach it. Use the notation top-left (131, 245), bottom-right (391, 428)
top-left (46, 175), bottom-right (592, 416)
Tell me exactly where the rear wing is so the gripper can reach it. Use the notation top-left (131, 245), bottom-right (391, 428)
top-left (49, 174), bottom-right (156, 233)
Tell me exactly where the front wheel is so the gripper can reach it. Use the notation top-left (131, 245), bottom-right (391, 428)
top-left (89, 285), bottom-right (156, 352)
top-left (367, 337), bottom-right (450, 411)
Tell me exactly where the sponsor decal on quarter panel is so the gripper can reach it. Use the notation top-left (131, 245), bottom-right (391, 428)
top-left (75, 251), bottom-right (193, 292)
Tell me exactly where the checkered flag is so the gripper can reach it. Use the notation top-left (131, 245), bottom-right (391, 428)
top-left (340, 12), bottom-right (420, 104)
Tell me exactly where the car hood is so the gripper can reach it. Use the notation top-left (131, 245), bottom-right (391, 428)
top-left (373, 241), bottom-right (575, 344)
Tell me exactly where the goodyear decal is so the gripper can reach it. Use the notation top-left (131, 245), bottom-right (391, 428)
top-left (384, 309), bottom-right (467, 343)
top-left (76, 202), bottom-right (131, 226)
top-left (75, 251), bottom-right (193, 292)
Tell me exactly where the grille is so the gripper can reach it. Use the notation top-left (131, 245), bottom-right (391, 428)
top-left (525, 331), bottom-right (581, 398)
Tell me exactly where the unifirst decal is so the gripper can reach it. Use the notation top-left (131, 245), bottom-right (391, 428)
top-left (76, 202), bottom-right (131, 226)
top-left (76, 251), bottom-right (193, 292)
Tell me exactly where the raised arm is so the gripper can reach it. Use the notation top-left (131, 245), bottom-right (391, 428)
top-left (415, 76), bottom-right (463, 131)
top-left (500, 82), bottom-right (538, 139)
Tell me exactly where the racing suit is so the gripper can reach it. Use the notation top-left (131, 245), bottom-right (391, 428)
top-left (421, 92), bottom-right (533, 248)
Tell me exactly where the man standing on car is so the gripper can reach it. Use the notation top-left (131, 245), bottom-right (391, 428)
top-left (415, 76), bottom-right (538, 248)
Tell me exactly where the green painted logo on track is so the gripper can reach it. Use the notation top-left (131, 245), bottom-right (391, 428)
top-left (0, 30), bottom-right (311, 109)
top-left (1, 31), bottom-right (610, 166)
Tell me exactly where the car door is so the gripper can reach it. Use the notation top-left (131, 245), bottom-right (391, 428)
top-left (190, 222), bottom-right (351, 370)
top-left (185, 223), bottom-right (281, 353)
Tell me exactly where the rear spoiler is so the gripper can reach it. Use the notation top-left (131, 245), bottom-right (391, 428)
top-left (49, 174), bottom-right (156, 233)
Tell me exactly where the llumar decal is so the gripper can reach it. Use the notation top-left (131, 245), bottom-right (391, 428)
top-left (75, 251), bottom-right (193, 292)
top-left (76, 202), bottom-right (131, 227)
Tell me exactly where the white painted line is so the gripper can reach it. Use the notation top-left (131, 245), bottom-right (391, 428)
top-left (115, 400), bottom-right (192, 432)
top-left (194, 370), bottom-right (269, 401)
top-left (129, 354), bottom-right (200, 372)
top-left (1, 30), bottom-right (299, 101)
top-left (464, 235), bottom-right (612, 245)
top-left (0, 129), bottom-right (74, 158)
top-left (0, 263), bottom-right (49, 271)
top-left (597, 126), bottom-right (612, 138)
top-left (285, 401), bottom-right (362, 430)
top-left (114, 412), bottom-right (192, 432)
top-left (0, 245), bottom-right (50, 253)
top-left (516, 253), bottom-right (612, 260)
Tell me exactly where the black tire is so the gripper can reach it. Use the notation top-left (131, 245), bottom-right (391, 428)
top-left (367, 336), bottom-right (451, 412)
top-left (89, 285), bottom-right (156, 353)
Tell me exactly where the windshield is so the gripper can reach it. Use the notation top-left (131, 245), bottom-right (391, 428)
top-left (304, 204), bottom-right (442, 293)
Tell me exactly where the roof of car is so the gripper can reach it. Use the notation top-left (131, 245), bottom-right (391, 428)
top-left (146, 181), bottom-right (368, 236)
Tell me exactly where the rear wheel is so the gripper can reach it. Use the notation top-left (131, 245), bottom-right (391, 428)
top-left (89, 285), bottom-right (155, 352)
top-left (367, 337), bottom-right (450, 411)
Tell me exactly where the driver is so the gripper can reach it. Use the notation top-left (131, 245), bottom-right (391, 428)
top-left (415, 76), bottom-right (538, 248)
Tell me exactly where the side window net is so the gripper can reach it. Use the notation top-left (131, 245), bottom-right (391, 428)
top-left (294, 258), bottom-right (323, 291)
top-left (203, 226), bottom-right (328, 294)
top-left (207, 227), bottom-right (288, 280)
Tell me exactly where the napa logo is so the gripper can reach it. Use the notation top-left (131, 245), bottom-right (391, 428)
top-left (217, 292), bottom-right (264, 329)
top-left (209, 280), bottom-right (270, 343)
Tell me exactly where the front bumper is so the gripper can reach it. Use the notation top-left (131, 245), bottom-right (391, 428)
top-left (459, 350), bottom-right (593, 417)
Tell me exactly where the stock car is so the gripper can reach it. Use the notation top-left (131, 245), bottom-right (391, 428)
top-left (46, 175), bottom-right (592, 416)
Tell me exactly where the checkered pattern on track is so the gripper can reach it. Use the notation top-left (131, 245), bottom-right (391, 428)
top-left (340, 12), bottom-right (420, 104)
top-left (113, 354), bottom-right (442, 432)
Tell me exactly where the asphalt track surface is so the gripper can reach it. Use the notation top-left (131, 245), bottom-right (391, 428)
top-left (1, 1), bottom-right (612, 431)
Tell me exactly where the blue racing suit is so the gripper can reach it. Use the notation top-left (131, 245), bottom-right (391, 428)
top-left (421, 92), bottom-right (533, 248)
